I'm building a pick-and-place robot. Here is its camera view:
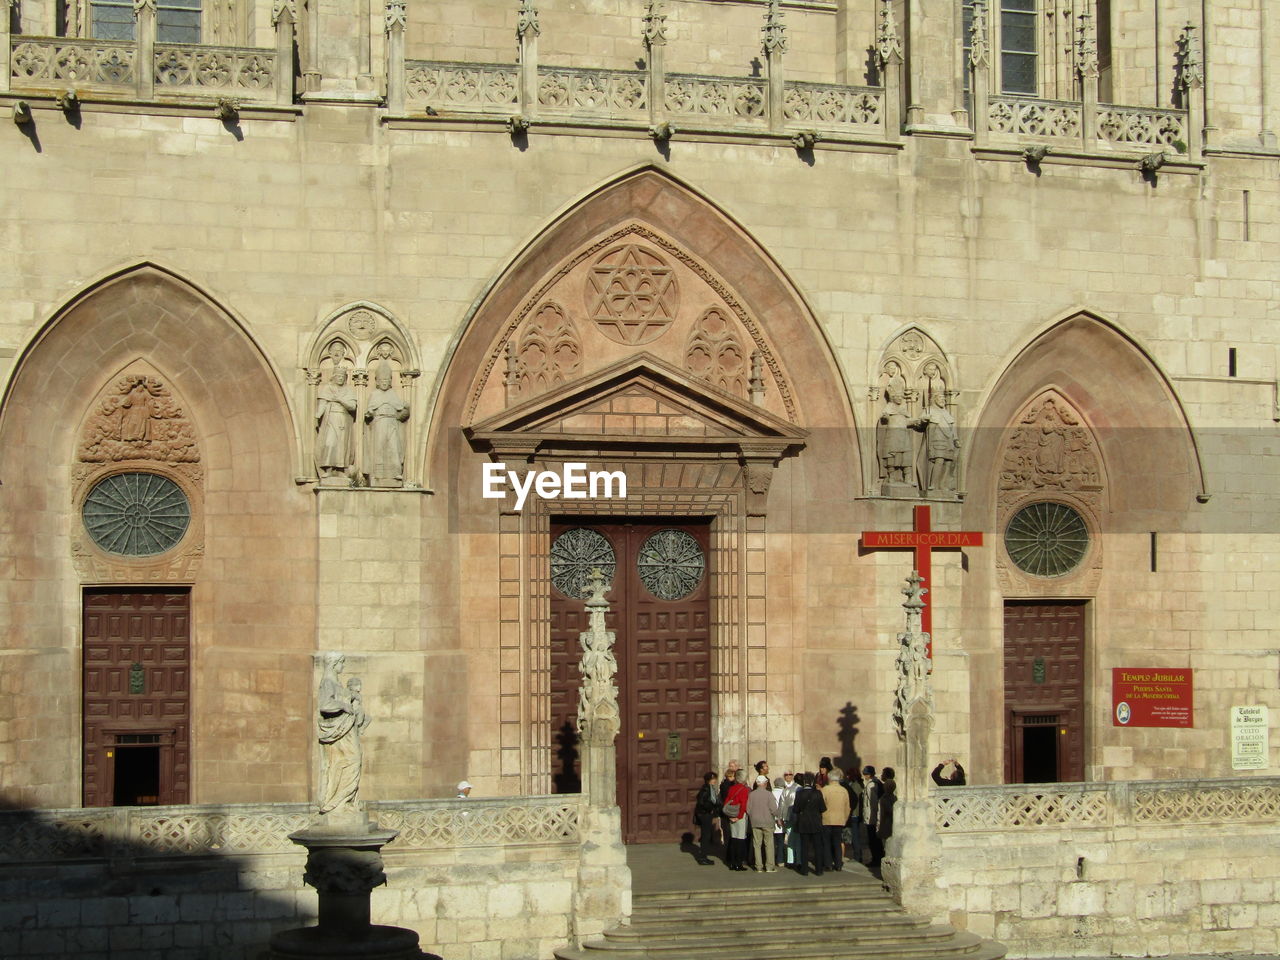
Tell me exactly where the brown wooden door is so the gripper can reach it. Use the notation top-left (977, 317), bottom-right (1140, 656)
top-left (550, 521), bottom-right (711, 843)
top-left (83, 590), bottom-right (191, 806)
top-left (1003, 600), bottom-right (1085, 783)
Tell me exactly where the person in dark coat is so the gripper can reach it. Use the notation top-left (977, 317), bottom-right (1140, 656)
top-left (692, 771), bottom-right (720, 865)
top-left (863, 765), bottom-right (884, 868)
top-left (876, 766), bottom-right (897, 867)
top-left (791, 772), bottom-right (828, 876)
top-left (931, 758), bottom-right (967, 786)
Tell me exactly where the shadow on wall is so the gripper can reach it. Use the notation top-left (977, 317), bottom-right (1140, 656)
top-left (835, 701), bottom-right (863, 778)
top-left (0, 796), bottom-right (317, 960)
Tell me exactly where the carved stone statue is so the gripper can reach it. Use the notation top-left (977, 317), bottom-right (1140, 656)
top-left (912, 386), bottom-right (960, 495)
top-left (892, 572), bottom-right (934, 741)
top-left (576, 570), bottom-right (621, 746)
top-left (364, 361), bottom-right (410, 487)
top-left (317, 652), bottom-right (368, 814)
top-left (315, 367), bottom-right (357, 481)
top-left (877, 361), bottom-right (917, 494)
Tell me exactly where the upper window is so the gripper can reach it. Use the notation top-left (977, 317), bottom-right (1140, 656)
top-left (91, 0), bottom-right (201, 43)
top-left (963, 0), bottom-right (1038, 97)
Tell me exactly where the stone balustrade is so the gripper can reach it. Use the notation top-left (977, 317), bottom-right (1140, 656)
top-left (984, 95), bottom-right (1191, 156)
top-left (0, 794), bottom-right (583, 863)
top-left (933, 775), bottom-right (1280, 831)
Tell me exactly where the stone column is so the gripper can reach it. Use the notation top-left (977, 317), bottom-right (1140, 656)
top-left (877, 0), bottom-right (903, 142)
top-left (1177, 22), bottom-right (1205, 162)
top-left (572, 569), bottom-right (631, 945)
top-left (303, 0), bottom-right (321, 91)
top-left (643, 0), bottom-right (667, 126)
top-left (906, 0), bottom-right (963, 129)
top-left (968, 0), bottom-right (990, 146)
top-left (134, 0), bottom-right (155, 100)
top-left (273, 1), bottom-right (297, 106)
top-left (882, 573), bottom-right (946, 922)
top-left (385, 1), bottom-right (406, 114)
top-left (0, 0), bottom-right (12, 95)
top-left (761, 0), bottom-right (787, 134)
top-left (517, 0), bottom-right (539, 120)
top-left (1077, 11), bottom-right (1099, 152)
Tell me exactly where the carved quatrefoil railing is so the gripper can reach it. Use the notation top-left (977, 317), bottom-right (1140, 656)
top-left (0, 795), bottom-right (584, 863)
top-left (934, 777), bottom-right (1280, 832)
top-left (987, 96), bottom-right (1189, 154)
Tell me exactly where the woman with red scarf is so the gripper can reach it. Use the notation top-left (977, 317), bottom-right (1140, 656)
top-left (722, 772), bottom-right (751, 871)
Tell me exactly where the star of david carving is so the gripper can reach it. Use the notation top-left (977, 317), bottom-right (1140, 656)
top-left (585, 244), bottom-right (679, 345)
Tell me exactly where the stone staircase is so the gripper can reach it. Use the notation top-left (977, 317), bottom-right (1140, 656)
top-left (555, 868), bottom-right (1006, 960)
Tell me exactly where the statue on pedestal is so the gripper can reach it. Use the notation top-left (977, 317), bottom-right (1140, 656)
top-left (364, 361), bottom-right (410, 487)
top-left (316, 652), bottom-right (368, 815)
top-left (315, 367), bottom-right (357, 482)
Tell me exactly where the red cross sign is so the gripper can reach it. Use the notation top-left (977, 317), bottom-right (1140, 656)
top-left (860, 504), bottom-right (983, 655)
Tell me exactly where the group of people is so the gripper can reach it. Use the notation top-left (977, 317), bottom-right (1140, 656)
top-left (692, 757), bottom-right (899, 876)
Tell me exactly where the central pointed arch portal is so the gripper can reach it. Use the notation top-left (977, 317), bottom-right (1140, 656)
top-left (427, 168), bottom-right (859, 839)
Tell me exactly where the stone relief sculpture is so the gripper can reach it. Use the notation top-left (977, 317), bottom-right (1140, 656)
top-left (317, 652), bottom-right (369, 815)
top-left (314, 366), bottom-right (357, 482)
top-left (999, 395), bottom-right (1101, 493)
top-left (305, 305), bottom-right (421, 487)
top-left (78, 374), bottom-right (201, 470)
top-left (576, 569), bottom-right (621, 746)
top-left (871, 328), bottom-right (961, 499)
top-left (364, 361), bottom-right (410, 487)
top-left (892, 571), bottom-right (933, 741)
top-left (877, 360), bottom-right (917, 495)
top-left (913, 382), bottom-right (960, 496)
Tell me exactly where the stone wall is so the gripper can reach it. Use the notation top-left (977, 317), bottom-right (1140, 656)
top-left (928, 777), bottom-right (1280, 958)
top-left (0, 796), bottom-right (588, 960)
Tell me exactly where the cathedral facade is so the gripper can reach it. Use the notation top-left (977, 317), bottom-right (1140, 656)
top-left (1, 0), bottom-right (1278, 955)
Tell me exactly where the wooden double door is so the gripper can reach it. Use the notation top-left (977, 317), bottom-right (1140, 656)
top-left (83, 590), bottom-right (191, 807)
top-left (1003, 600), bottom-right (1086, 783)
top-left (549, 520), bottom-right (711, 844)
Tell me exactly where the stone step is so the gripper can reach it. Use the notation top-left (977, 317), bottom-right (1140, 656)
top-left (555, 927), bottom-right (1004, 960)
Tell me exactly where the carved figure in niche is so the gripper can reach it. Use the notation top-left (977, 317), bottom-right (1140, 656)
top-left (364, 361), bottom-right (410, 487)
top-left (317, 652), bottom-right (368, 814)
top-left (999, 396), bottom-right (1102, 493)
top-left (119, 378), bottom-right (154, 442)
top-left (911, 385), bottom-right (960, 495)
top-left (315, 366), bottom-right (357, 480)
top-left (79, 375), bottom-right (200, 466)
top-left (877, 361), bottom-right (917, 491)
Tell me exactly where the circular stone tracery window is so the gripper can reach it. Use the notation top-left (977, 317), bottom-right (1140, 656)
top-left (550, 528), bottom-right (617, 598)
top-left (82, 472), bottom-right (191, 557)
top-left (1004, 501), bottom-right (1090, 578)
top-left (637, 529), bottom-right (705, 601)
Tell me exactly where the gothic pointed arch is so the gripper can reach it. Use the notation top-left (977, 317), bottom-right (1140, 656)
top-left (0, 262), bottom-right (314, 808)
top-left (421, 166), bottom-right (860, 797)
top-left (967, 310), bottom-right (1205, 530)
top-left (426, 165), bottom-right (859, 492)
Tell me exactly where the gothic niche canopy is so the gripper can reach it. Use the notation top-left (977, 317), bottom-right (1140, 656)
top-left (870, 327), bottom-right (960, 499)
top-left (305, 303), bottom-right (420, 489)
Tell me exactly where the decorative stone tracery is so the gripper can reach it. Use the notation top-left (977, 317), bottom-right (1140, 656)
top-left (585, 242), bottom-right (679, 346)
top-left (685, 307), bottom-right (749, 398)
top-left (512, 301), bottom-right (582, 402)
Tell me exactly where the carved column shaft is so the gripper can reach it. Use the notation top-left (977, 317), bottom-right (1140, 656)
top-left (0, 0), bottom-right (11, 95)
top-left (643, 0), bottom-right (667, 126)
top-left (1077, 11), bottom-right (1099, 149)
top-left (969, 0), bottom-right (990, 145)
top-left (134, 0), bottom-right (156, 100)
top-left (273, 3), bottom-right (297, 106)
top-left (386, 1), bottom-right (406, 114)
top-left (303, 0), bottom-right (321, 91)
top-left (877, 0), bottom-right (903, 142)
top-left (517, 0), bottom-right (540, 118)
top-left (761, 0), bottom-right (787, 133)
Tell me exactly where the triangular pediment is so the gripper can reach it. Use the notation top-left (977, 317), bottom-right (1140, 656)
top-left (466, 353), bottom-right (806, 458)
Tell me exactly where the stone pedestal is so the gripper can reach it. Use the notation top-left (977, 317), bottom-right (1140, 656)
top-left (882, 798), bottom-right (946, 923)
top-left (572, 804), bottom-right (632, 944)
top-left (269, 810), bottom-right (428, 960)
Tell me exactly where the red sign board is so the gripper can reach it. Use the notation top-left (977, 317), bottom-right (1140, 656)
top-left (1112, 668), bottom-right (1193, 727)
top-left (862, 531), bottom-right (984, 548)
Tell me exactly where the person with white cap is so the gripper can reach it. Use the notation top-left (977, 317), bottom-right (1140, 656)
top-left (746, 773), bottom-right (780, 872)
top-left (456, 780), bottom-right (472, 799)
